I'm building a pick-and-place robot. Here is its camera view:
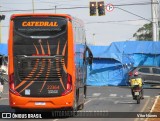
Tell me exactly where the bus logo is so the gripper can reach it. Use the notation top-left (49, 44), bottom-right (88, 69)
top-left (22, 21), bottom-right (58, 27)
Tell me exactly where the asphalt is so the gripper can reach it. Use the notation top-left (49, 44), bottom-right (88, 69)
top-left (0, 85), bottom-right (159, 121)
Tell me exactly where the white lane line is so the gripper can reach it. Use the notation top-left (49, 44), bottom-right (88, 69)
top-left (144, 96), bottom-right (159, 121)
top-left (84, 99), bottom-right (92, 105)
top-left (144, 95), bottom-right (150, 98)
top-left (150, 95), bottom-right (159, 112)
top-left (126, 95), bottom-right (132, 97)
top-left (134, 97), bottom-right (150, 121)
top-left (53, 119), bottom-right (59, 121)
top-left (126, 95), bottom-right (150, 98)
top-left (109, 94), bottom-right (117, 97)
top-left (0, 98), bottom-right (8, 100)
top-left (92, 93), bottom-right (101, 97)
top-left (140, 97), bottom-right (150, 112)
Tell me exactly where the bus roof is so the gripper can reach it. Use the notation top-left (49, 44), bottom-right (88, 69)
top-left (10, 13), bottom-right (84, 26)
top-left (11, 13), bottom-right (71, 20)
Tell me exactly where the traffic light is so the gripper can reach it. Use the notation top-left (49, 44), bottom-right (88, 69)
top-left (0, 15), bottom-right (5, 20)
top-left (97, 1), bottom-right (105, 16)
top-left (89, 2), bottom-right (97, 16)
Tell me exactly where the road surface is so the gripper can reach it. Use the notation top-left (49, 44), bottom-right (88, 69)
top-left (0, 84), bottom-right (159, 121)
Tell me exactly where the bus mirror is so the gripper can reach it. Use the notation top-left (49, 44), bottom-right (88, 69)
top-left (86, 45), bottom-right (93, 65)
top-left (88, 56), bottom-right (93, 65)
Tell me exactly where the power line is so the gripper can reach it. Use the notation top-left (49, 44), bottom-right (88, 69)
top-left (1, 1), bottom-right (157, 5)
top-left (85, 19), bottom-right (150, 24)
top-left (0, 6), bottom-right (88, 12)
top-left (0, 2), bottom-right (154, 23)
top-left (114, 2), bottom-right (158, 6)
top-left (0, 1), bottom-right (157, 12)
top-left (115, 7), bottom-right (152, 22)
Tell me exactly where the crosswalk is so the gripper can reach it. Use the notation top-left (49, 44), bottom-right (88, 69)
top-left (88, 93), bottom-right (150, 99)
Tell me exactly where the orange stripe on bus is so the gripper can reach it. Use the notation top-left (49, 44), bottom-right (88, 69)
top-left (47, 41), bottom-right (51, 55)
top-left (39, 42), bottom-right (50, 92)
top-left (62, 42), bottom-right (67, 73)
top-left (60, 78), bottom-right (66, 90)
top-left (39, 81), bottom-right (47, 92)
top-left (19, 43), bottom-right (46, 93)
top-left (62, 41), bottom-right (67, 56)
top-left (40, 41), bottom-right (45, 54)
top-left (15, 44), bottom-right (40, 90)
top-left (19, 81), bottom-right (34, 93)
top-left (56, 40), bottom-right (60, 55)
top-left (62, 59), bottom-right (67, 73)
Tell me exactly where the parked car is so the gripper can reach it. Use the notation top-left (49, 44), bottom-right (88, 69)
top-left (128, 66), bottom-right (160, 85)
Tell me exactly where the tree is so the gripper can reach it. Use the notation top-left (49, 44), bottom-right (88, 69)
top-left (133, 22), bottom-right (160, 41)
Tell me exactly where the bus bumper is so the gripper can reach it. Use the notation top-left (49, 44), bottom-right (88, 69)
top-left (9, 92), bottom-right (74, 109)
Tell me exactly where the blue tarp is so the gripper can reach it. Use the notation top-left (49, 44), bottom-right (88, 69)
top-left (0, 42), bottom-right (160, 86)
top-left (0, 43), bottom-right (7, 56)
top-left (87, 41), bottom-right (160, 86)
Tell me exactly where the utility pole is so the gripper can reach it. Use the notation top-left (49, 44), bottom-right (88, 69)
top-left (151, 0), bottom-right (159, 41)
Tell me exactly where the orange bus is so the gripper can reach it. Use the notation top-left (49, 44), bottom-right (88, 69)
top-left (8, 14), bottom-right (93, 112)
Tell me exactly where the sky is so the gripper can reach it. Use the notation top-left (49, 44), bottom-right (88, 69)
top-left (0, 0), bottom-right (157, 45)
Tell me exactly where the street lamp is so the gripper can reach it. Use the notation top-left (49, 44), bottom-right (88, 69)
top-left (0, 15), bottom-right (5, 43)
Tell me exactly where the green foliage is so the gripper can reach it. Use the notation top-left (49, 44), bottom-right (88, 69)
top-left (133, 22), bottom-right (160, 41)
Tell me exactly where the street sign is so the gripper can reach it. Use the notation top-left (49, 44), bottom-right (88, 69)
top-left (106, 4), bottom-right (114, 12)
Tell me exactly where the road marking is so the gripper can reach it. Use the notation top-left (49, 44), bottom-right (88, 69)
top-left (92, 93), bottom-right (101, 97)
top-left (126, 95), bottom-right (132, 97)
top-left (109, 94), bottom-right (117, 97)
top-left (114, 101), bottom-right (119, 104)
top-left (144, 95), bottom-right (150, 98)
top-left (126, 95), bottom-right (150, 98)
top-left (84, 99), bottom-right (92, 105)
top-left (144, 96), bottom-right (159, 121)
top-left (115, 101), bottom-right (135, 104)
top-left (141, 97), bottom-right (150, 112)
top-left (134, 97), bottom-right (150, 121)
top-left (0, 98), bottom-right (8, 100)
top-left (53, 119), bottom-right (59, 121)
top-left (150, 95), bottom-right (159, 112)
